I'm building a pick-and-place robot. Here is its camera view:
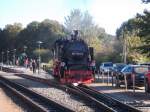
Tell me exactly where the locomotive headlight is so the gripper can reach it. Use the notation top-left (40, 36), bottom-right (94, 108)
top-left (60, 62), bottom-right (65, 67)
top-left (73, 83), bottom-right (79, 86)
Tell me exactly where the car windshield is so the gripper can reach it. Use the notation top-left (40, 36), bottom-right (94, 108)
top-left (121, 65), bottom-right (132, 72)
top-left (104, 63), bottom-right (113, 67)
top-left (116, 64), bottom-right (126, 71)
top-left (134, 66), bottom-right (149, 74)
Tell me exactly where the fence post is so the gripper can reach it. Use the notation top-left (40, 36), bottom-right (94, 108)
top-left (132, 73), bottom-right (135, 94)
top-left (112, 71), bottom-right (114, 86)
top-left (124, 74), bottom-right (128, 91)
top-left (107, 71), bottom-right (109, 85)
top-left (115, 75), bottom-right (119, 87)
top-left (102, 71), bottom-right (104, 83)
top-left (97, 70), bottom-right (100, 82)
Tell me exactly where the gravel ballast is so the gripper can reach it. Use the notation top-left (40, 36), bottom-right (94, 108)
top-left (0, 72), bottom-right (95, 112)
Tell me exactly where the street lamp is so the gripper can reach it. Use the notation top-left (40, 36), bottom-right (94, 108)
top-left (7, 50), bottom-right (9, 65)
top-left (24, 46), bottom-right (27, 54)
top-left (13, 49), bottom-right (16, 65)
top-left (1, 51), bottom-right (4, 70)
top-left (37, 41), bottom-right (43, 74)
top-left (1, 51), bottom-right (4, 64)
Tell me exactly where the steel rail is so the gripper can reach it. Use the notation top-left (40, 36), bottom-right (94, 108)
top-left (13, 73), bottom-right (116, 112)
top-left (1, 67), bottom-right (141, 112)
top-left (0, 75), bottom-right (75, 112)
top-left (77, 84), bottom-right (142, 112)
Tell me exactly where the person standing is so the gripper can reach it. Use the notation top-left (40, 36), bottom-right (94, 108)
top-left (25, 58), bottom-right (29, 68)
top-left (32, 59), bottom-right (36, 73)
top-left (16, 58), bottom-right (19, 66)
top-left (29, 59), bottom-right (33, 71)
top-left (91, 60), bottom-right (96, 81)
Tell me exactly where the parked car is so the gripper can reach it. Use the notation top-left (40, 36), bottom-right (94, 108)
top-left (99, 62), bottom-right (113, 74)
top-left (139, 62), bottom-right (150, 66)
top-left (144, 65), bottom-right (150, 93)
top-left (112, 63), bottom-right (126, 76)
top-left (115, 65), bottom-right (148, 87)
top-left (145, 71), bottom-right (150, 93)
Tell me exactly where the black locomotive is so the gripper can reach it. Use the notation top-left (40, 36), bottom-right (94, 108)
top-left (52, 30), bottom-right (95, 84)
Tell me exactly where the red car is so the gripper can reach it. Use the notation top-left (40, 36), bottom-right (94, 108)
top-left (145, 71), bottom-right (150, 93)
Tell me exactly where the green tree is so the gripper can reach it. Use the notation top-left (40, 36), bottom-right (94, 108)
top-left (3, 23), bottom-right (23, 49)
top-left (142, 0), bottom-right (150, 3)
top-left (136, 10), bottom-right (150, 56)
top-left (116, 11), bottom-right (150, 63)
top-left (17, 19), bottom-right (66, 62)
top-left (16, 21), bottom-right (40, 55)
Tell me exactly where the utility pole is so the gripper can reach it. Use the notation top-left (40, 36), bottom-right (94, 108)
top-left (7, 50), bottom-right (9, 65)
top-left (24, 46), bottom-right (27, 54)
top-left (13, 49), bottom-right (16, 65)
top-left (37, 41), bottom-right (43, 74)
top-left (1, 51), bottom-right (4, 70)
top-left (123, 31), bottom-right (127, 64)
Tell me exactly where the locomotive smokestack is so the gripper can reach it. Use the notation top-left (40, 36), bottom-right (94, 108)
top-left (71, 30), bottom-right (78, 40)
top-left (74, 30), bottom-right (78, 38)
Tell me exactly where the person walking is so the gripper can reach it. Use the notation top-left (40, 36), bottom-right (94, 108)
top-left (32, 59), bottom-right (36, 73)
top-left (29, 59), bottom-right (32, 71)
top-left (25, 58), bottom-right (29, 68)
top-left (16, 58), bottom-right (19, 66)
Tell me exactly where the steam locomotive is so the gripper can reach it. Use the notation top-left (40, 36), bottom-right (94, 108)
top-left (52, 30), bottom-right (95, 84)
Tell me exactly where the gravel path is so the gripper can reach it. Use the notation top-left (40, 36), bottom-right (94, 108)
top-left (0, 72), bottom-right (95, 112)
top-left (0, 87), bottom-right (23, 112)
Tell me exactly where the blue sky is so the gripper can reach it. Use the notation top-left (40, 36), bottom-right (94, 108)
top-left (0, 0), bottom-right (149, 35)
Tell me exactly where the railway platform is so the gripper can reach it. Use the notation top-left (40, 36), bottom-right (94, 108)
top-left (0, 64), bottom-right (54, 80)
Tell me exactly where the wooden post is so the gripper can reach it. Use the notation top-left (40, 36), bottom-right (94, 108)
top-left (102, 71), bottom-right (104, 83)
top-left (115, 75), bottom-right (119, 87)
top-left (107, 71), bottom-right (109, 85)
top-left (132, 73), bottom-right (135, 94)
top-left (112, 71), bottom-right (114, 86)
top-left (97, 70), bottom-right (100, 82)
top-left (124, 74), bottom-right (128, 91)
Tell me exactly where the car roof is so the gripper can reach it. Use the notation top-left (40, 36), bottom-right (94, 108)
top-left (102, 62), bottom-right (112, 64)
top-left (139, 63), bottom-right (150, 66)
top-left (113, 63), bottom-right (126, 65)
top-left (126, 64), bottom-right (148, 67)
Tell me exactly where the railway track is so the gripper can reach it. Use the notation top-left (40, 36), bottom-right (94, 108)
top-left (0, 75), bottom-right (75, 112)
top-left (0, 67), bottom-right (143, 112)
top-left (70, 84), bottom-right (142, 112)
top-left (14, 74), bottom-right (108, 111)
top-left (14, 73), bottom-right (143, 112)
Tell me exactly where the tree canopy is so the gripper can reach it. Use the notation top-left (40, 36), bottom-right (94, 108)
top-left (136, 10), bottom-right (150, 56)
top-left (142, 0), bottom-right (150, 3)
top-left (0, 9), bottom-right (126, 64)
top-left (116, 10), bottom-right (150, 63)
top-left (0, 19), bottom-right (66, 62)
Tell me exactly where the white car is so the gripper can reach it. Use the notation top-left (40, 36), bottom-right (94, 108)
top-left (100, 62), bottom-right (113, 73)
